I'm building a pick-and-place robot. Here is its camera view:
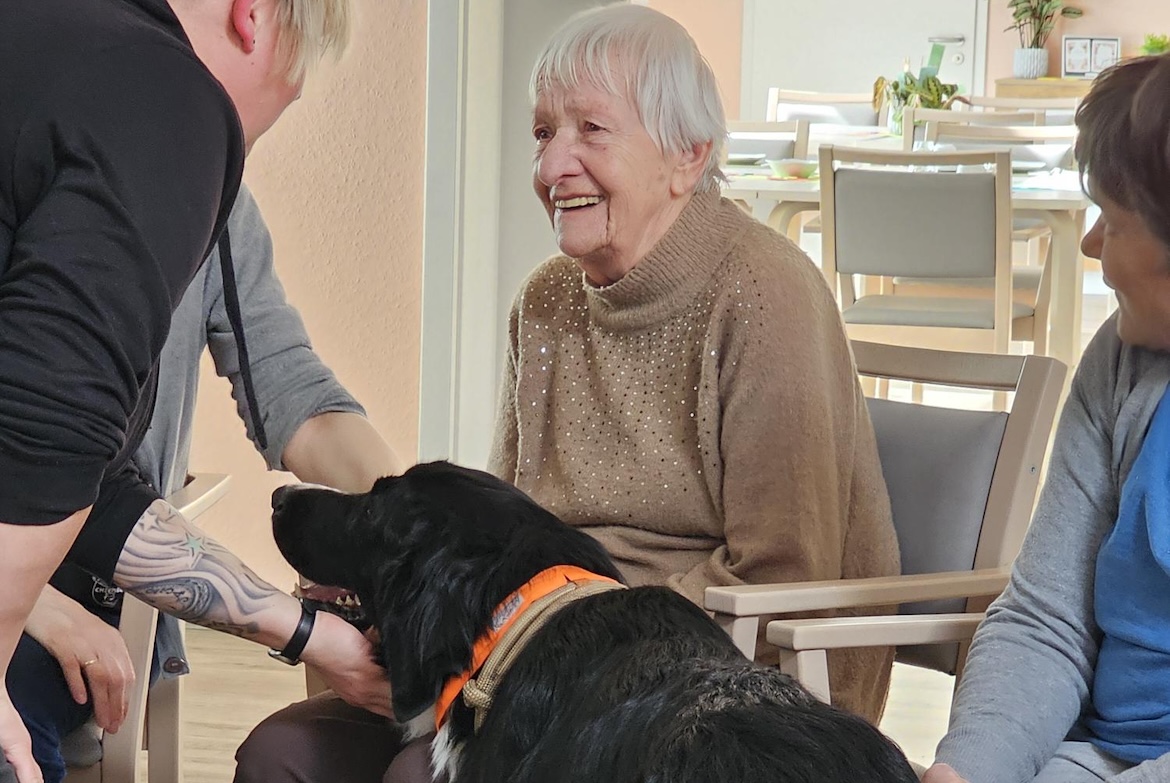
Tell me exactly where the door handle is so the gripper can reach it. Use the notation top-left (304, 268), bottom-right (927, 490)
top-left (929, 36), bottom-right (966, 45)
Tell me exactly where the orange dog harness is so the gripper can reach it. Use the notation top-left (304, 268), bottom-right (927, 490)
top-left (433, 565), bottom-right (625, 732)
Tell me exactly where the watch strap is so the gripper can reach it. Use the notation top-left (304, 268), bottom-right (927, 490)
top-left (268, 601), bottom-right (317, 666)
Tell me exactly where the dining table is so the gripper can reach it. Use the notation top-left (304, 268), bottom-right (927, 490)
top-left (722, 125), bottom-right (1092, 373)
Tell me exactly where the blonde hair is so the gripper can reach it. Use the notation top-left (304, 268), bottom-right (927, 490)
top-left (273, 0), bottom-right (353, 82)
top-left (530, 3), bottom-right (727, 194)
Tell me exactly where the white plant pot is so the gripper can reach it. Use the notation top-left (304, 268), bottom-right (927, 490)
top-left (1013, 48), bottom-right (1049, 79)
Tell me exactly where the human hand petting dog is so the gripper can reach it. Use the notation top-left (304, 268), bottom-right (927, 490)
top-left (24, 585), bottom-right (134, 733)
top-left (300, 610), bottom-right (392, 717)
top-left (921, 763), bottom-right (969, 782)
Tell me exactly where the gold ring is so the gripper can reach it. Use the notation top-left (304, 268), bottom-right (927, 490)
top-left (81, 659), bottom-right (99, 668)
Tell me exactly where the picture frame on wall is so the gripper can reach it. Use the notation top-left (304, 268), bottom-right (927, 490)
top-left (1063, 35), bottom-right (1122, 78)
top-left (1090, 37), bottom-right (1121, 74)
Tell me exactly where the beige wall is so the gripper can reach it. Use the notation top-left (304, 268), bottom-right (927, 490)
top-left (189, 0), bottom-right (428, 589)
top-left (654, 1), bottom-right (1170, 102)
top-left (647, 0), bottom-right (744, 118)
top-left (987, 1), bottom-right (1170, 84)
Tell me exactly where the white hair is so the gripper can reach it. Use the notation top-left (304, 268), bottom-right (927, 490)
top-left (530, 3), bottom-right (727, 193)
top-left (273, 0), bottom-right (352, 82)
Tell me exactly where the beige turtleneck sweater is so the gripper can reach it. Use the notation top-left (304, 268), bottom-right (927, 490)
top-left (487, 190), bottom-right (899, 722)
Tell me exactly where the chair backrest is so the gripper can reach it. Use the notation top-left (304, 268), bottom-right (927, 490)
top-left (852, 341), bottom-right (1065, 673)
top-left (956, 94), bottom-right (1079, 125)
top-left (818, 144), bottom-right (1013, 315)
top-left (901, 107), bottom-right (1043, 150)
top-left (63, 473), bottom-right (231, 783)
top-left (766, 88), bottom-right (879, 126)
top-left (726, 119), bottom-right (810, 162)
top-left (926, 122), bottom-right (1079, 169)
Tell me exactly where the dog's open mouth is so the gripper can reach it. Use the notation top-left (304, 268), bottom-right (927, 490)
top-left (295, 581), bottom-right (370, 630)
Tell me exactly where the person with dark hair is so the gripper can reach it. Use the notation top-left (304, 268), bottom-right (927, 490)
top-left (925, 53), bottom-right (1170, 783)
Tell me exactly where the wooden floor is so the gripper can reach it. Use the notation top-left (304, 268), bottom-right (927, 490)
top-left (168, 290), bottom-right (1117, 781)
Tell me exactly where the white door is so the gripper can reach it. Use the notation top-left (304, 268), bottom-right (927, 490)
top-left (739, 0), bottom-right (987, 120)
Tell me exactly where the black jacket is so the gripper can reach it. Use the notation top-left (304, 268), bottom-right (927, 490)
top-left (0, 0), bottom-right (244, 527)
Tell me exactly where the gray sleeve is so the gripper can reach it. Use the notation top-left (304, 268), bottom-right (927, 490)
top-left (205, 185), bottom-right (364, 470)
top-left (1112, 756), bottom-right (1170, 782)
top-left (935, 325), bottom-right (1123, 783)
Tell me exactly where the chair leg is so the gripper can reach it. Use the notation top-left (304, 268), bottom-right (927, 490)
top-left (778, 648), bottom-right (831, 704)
top-left (911, 381), bottom-right (925, 404)
top-left (148, 672), bottom-right (184, 783)
top-left (713, 614), bottom-right (761, 660)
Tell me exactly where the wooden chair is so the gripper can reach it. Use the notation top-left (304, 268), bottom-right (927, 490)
top-left (899, 108), bottom-right (1045, 152)
top-left (766, 88), bottom-right (882, 126)
top-left (726, 119), bottom-right (811, 162)
top-left (816, 145), bottom-right (1034, 363)
top-left (891, 118), bottom-right (1078, 344)
top-left (706, 341), bottom-right (1066, 703)
top-left (63, 473), bottom-right (232, 783)
top-left (953, 94), bottom-right (1079, 125)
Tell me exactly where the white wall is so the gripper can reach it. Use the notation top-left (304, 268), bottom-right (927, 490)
top-left (418, 0), bottom-right (599, 469)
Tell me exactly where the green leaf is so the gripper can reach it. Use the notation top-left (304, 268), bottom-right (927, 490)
top-left (1061, 7), bottom-right (1084, 17)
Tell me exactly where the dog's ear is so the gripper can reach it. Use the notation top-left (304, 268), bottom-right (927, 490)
top-left (380, 577), bottom-right (476, 722)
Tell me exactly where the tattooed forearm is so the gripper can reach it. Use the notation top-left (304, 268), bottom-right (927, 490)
top-left (114, 499), bottom-right (285, 643)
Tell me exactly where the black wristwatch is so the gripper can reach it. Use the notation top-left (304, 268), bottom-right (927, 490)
top-left (268, 601), bottom-right (317, 666)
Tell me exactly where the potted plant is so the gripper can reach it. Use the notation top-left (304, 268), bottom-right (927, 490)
top-left (1140, 33), bottom-right (1170, 56)
top-left (873, 64), bottom-right (959, 136)
top-left (1006, 0), bottom-right (1083, 79)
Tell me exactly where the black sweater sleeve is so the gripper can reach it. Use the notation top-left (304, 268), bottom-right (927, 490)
top-left (0, 43), bottom-right (243, 524)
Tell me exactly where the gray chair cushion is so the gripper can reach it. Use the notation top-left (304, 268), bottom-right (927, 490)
top-left (867, 397), bottom-right (1009, 673)
top-left (726, 135), bottom-right (796, 162)
top-left (893, 266), bottom-right (1043, 293)
top-left (774, 103), bottom-right (877, 126)
top-left (834, 169), bottom-right (997, 278)
top-left (61, 720), bottom-right (103, 768)
top-left (843, 295), bottom-right (1034, 328)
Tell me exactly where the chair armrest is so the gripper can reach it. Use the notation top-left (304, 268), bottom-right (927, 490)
top-left (766, 612), bottom-right (985, 651)
top-left (704, 567), bottom-right (1010, 617)
top-left (165, 473), bottom-right (231, 519)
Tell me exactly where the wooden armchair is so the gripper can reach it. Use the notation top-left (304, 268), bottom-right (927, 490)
top-left (705, 342), bottom-right (1065, 702)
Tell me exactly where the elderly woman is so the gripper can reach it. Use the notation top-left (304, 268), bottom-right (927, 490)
top-left (487, 4), bottom-right (899, 723)
top-left (924, 54), bottom-right (1170, 783)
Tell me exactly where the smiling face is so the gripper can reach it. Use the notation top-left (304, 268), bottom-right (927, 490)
top-left (531, 81), bottom-right (706, 286)
top-left (1081, 185), bottom-right (1170, 351)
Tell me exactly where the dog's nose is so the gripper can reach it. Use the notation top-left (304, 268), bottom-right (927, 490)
top-left (272, 485), bottom-right (293, 513)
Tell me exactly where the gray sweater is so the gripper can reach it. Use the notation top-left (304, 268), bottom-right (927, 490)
top-left (135, 183), bottom-right (363, 677)
top-left (935, 314), bottom-right (1170, 783)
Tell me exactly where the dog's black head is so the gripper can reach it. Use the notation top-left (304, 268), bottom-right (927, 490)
top-left (271, 461), bottom-right (622, 723)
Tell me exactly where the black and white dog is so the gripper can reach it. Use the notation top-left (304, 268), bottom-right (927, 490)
top-left (272, 461), bottom-right (917, 783)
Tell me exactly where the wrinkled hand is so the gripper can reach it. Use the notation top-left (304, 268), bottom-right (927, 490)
top-left (921, 763), bottom-right (970, 783)
top-left (300, 611), bottom-right (392, 717)
top-left (24, 588), bottom-right (134, 733)
top-left (0, 688), bottom-right (41, 783)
